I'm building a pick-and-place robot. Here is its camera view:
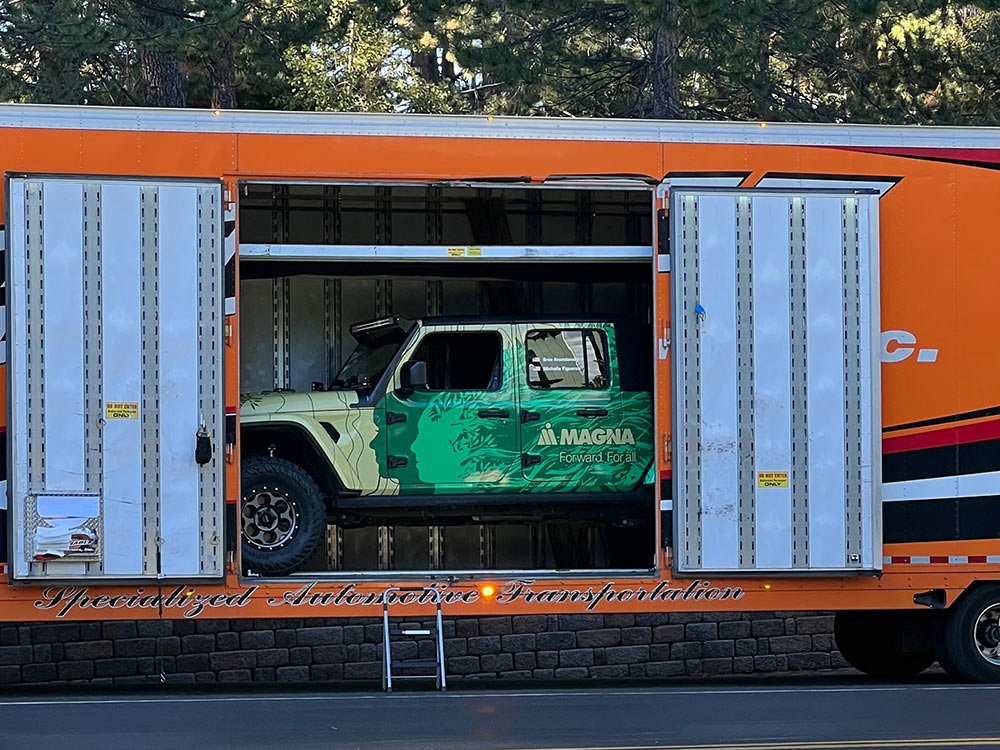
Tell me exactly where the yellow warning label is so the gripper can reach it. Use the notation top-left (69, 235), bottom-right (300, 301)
top-left (105, 402), bottom-right (139, 420)
top-left (446, 246), bottom-right (483, 257)
top-left (757, 471), bottom-right (789, 488)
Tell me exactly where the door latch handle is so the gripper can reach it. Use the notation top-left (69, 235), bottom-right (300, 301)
top-left (520, 410), bottom-right (540, 423)
top-left (478, 409), bottom-right (510, 419)
top-left (521, 453), bottom-right (541, 467)
top-left (195, 425), bottom-right (212, 465)
top-left (387, 411), bottom-right (407, 425)
top-left (576, 408), bottom-right (609, 418)
top-left (388, 455), bottom-right (408, 469)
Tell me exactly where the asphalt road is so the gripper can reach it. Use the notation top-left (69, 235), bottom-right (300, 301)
top-left (2, 676), bottom-right (1000, 750)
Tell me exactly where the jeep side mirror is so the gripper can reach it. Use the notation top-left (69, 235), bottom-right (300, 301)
top-left (400, 360), bottom-right (428, 390)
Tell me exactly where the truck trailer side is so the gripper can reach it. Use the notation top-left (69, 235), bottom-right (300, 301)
top-left (1, 105), bottom-right (999, 682)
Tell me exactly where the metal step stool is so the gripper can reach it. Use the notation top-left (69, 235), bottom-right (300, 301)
top-left (381, 585), bottom-right (446, 692)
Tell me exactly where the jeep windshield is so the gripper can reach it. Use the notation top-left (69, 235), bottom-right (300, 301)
top-left (330, 316), bottom-right (411, 391)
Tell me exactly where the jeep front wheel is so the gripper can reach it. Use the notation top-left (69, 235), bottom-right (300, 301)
top-left (240, 456), bottom-right (327, 576)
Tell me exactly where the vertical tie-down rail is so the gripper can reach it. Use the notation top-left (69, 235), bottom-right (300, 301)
top-left (381, 586), bottom-right (447, 692)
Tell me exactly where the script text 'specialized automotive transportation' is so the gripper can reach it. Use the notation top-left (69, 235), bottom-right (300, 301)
top-left (2, 104), bottom-right (1000, 682)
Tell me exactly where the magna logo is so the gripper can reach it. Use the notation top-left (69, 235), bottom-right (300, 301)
top-left (537, 422), bottom-right (636, 447)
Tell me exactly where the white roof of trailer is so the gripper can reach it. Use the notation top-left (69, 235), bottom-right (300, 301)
top-left (1, 103), bottom-right (999, 150)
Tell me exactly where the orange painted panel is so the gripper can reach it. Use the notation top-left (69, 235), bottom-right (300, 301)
top-left (234, 134), bottom-right (663, 182)
top-left (0, 550), bottom-right (987, 622)
top-left (1, 130), bottom-right (236, 189)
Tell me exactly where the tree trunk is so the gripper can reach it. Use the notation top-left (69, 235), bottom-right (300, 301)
top-left (410, 51), bottom-right (441, 84)
top-left (650, 1), bottom-right (681, 119)
top-left (210, 33), bottom-right (238, 109)
top-left (140, 50), bottom-right (187, 107)
top-left (137, 0), bottom-right (187, 108)
top-left (753, 30), bottom-right (772, 120)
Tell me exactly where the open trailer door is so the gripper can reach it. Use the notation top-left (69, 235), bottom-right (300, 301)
top-left (667, 185), bottom-right (882, 575)
top-left (5, 175), bottom-right (225, 581)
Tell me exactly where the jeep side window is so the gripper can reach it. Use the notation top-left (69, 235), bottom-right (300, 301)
top-left (410, 331), bottom-right (503, 391)
top-left (525, 328), bottom-right (609, 389)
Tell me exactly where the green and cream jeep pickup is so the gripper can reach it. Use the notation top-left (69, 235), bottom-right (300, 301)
top-left (239, 316), bottom-right (655, 574)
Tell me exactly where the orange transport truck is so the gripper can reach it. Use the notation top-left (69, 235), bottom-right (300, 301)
top-left (2, 104), bottom-right (1000, 683)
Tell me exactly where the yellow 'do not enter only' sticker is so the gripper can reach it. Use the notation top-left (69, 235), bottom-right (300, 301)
top-left (757, 471), bottom-right (789, 488)
top-left (105, 402), bottom-right (139, 420)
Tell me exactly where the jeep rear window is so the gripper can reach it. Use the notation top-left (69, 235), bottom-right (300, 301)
top-left (525, 329), bottom-right (608, 389)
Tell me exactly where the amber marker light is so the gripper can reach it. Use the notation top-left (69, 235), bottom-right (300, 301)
top-left (764, 583), bottom-right (771, 590)
top-left (486, 115), bottom-right (495, 123)
top-left (480, 584), bottom-right (496, 599)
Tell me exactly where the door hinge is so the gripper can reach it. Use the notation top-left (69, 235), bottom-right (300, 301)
top-left (387, 412), bottom-right (407, 425)
top-left (521, 453), bottom-right (541, 468)
top-left (520, 410), bottom-right (540, 424)
top-left (388, 455), bottom-right (409, 469)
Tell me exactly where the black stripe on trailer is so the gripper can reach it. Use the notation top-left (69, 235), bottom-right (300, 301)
top-left (885, 494), bottom-right (1000, 544)
top-left (883, 438), bottom-right (1000, 483)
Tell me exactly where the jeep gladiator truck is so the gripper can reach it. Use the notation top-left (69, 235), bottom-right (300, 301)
top-left (239, 316), bottom-right (654, 574)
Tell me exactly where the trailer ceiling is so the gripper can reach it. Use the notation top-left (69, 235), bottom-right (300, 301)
top-left (239, 183), bottom-right (653, 249)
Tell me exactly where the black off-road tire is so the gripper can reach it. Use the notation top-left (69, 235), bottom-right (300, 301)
top-left (834, 610), bottom-right (935, 679)
top-left (240, 456), bottom-right (327, 576)
top-left (939, 585), bottom-right (1000, 683)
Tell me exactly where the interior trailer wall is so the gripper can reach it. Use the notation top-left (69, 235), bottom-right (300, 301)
top-left (239, 270), bottom-right (648, 394)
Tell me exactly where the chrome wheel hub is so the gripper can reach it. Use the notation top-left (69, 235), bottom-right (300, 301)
top-left (974, 604), bottom-right (1000, 666)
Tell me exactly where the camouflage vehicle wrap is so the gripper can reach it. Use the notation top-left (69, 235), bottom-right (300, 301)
top-left (239, 316), bottom-right (653, 574)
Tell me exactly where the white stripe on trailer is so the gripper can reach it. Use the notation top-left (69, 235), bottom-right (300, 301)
top-left (883, 555), bottom-right (1000, 565)
top-left (3, 104), bottom-right (1000, 149)
top-left (224, 201), bottom-right (236, 316)
top-left (883, 471), bottom-right (1000, 502)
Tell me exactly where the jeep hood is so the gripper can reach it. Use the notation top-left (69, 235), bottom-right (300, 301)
top-left (239, 389), bottom-right (356, 416)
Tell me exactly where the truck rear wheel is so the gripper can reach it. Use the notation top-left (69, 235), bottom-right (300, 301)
top-left (240, 456), bottom-right (327, 576)
top-left (834, 611), bottom-right (935, 678)
top-left (939, 585), bottom-right (1000, 683)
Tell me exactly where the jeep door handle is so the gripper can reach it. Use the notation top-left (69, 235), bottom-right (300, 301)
top-left (478, 409), bottom-right (510, 419)
top-left (521, 410), bottom-right (540, 423)
top-left (576, 408), bottom-right (609, 418)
